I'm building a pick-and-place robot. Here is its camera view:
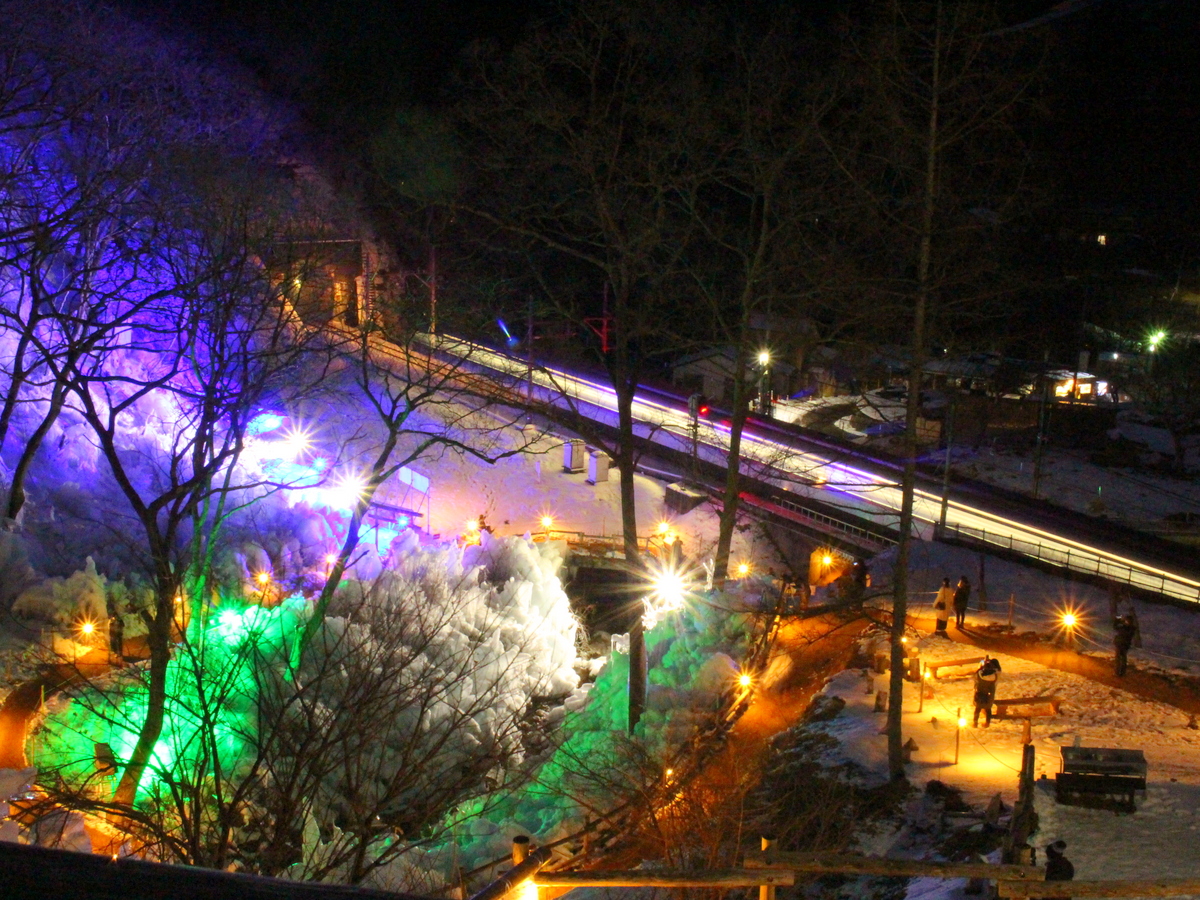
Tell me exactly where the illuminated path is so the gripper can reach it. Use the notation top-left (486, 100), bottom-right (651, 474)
top-left (414, 334), bottom-right (1200, 604)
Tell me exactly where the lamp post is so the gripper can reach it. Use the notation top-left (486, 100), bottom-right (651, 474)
top-left (630, 567), bottom-right (688, 732)
top-left (757, 349), bottom-right (772, 418)
top-left (1061, 612), bottom-right (1077, 650)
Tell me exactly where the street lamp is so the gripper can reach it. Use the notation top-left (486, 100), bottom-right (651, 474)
top-left (738, 672), bottom-right (753, 689)
top-left (757, 349), bottom-right (772, 418)
top-left (1060, 611), bottom-right (1078, 650)
top-left (736, 562), bottom-right (751, 578)
top-left (540, 515), bottom-right (554, 535)
top-left (629, 564), bottom-right (692, 733)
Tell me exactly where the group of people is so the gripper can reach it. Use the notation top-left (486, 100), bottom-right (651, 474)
top-left (932, 576), bottom-right (971, 634)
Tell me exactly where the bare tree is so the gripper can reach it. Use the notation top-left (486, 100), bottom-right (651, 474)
top-left (823, 0), bottom-right (1043, 778)
top-left (35, 536), bottom-right (575, 886)
top-left (422, 0), bottom-right (714, 565)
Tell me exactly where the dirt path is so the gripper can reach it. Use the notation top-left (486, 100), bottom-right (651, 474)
top-left (0, 654), bottom-right (110, 769)
top-left (911, 614), bottom-right (1200, 717)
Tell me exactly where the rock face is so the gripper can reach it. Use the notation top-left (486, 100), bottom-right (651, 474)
top-left (11, 557), bottom-right (107, 626)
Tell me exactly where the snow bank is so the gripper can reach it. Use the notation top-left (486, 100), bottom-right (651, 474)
top-left (11, 557), bottom-right (107, 626)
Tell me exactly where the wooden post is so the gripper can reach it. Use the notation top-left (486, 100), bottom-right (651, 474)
top-left (512, 836), bottom-right (530, 866)
top-left (760, 836), bottom-right (777, 900)
top-left (470, 846), bottom-right (551, 900)
top-left (1021, 717), bottom-right (1032, 745)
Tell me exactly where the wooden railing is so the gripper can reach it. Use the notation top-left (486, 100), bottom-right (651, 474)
top-left (474, 838), bottom-right (1200, 900)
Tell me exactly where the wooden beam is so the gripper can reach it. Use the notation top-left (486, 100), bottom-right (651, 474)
top-left (998, 879), bottom-right (1200, 898)
top-left (743, 851), bottom-right (1042, 882)
top-left (534, 870), bottom-right (795, 888)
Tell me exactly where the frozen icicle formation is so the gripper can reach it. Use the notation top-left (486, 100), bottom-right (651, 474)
top-left (11, 556), bottom-right (107, 625)
top-left (293, 533), bottom-right (581, 841)
top-left (369, 532), bottom-right (580, 700)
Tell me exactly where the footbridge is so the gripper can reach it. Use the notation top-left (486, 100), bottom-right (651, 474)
top-left (412, 333), bottom-right (1200, 605)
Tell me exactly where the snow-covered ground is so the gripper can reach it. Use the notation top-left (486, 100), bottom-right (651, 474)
top-left (866, 539), bottom-right (1200, 675)
top-left (815, 642), bottom-right (1200, 882)
top-left (949, 445), bottom-right (1200, 530)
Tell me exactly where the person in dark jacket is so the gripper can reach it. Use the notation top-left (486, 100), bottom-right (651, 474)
top-left (953, 576), bottom-right (971, 628)
top-left (972, 656), bottom-right (1001, 727)
top-left (1113, 615), bottom-right (1137, 677)
top-left (1044, 839), bottom-right (1074, 898)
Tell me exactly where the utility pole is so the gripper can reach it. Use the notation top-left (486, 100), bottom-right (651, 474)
top-left (937, 394), bottom-right (956, 538)
top-left (429, 244), bottom-right (438, 335)
top-left (688, 393), bottom-right (704, 483)
top-left (527, 294), bottom-right (535, 411)
top-left (1032, 370), bottom-right (1051, 499)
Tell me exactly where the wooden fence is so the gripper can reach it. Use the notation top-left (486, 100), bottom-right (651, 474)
top-left (474, 838), bottom-right (1200, 900)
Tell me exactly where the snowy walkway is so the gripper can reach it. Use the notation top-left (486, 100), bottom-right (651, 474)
top-left (814, 635), bottom-right (1200, 882)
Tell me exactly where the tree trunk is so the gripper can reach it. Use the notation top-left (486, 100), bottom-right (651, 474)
top-left (714, 342), bottom-right (751, 584)
top-left (5, 383), bottom-right (67, 520)
top-left (114, 591), bottom-right (173, 806)
top-left (613, 370), bottom-right (641, 567)
top-left (887, 0), bottom-right (942, 782)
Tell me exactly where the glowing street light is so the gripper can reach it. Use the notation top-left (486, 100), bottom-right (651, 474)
top-left (255, 571), bottom-right (271, 586)
top-left (757, 349), bottom-right (773, 417)
top-left (540, 515), bottom-right (554, 532)
top-left (657, 521), bottom-right (671, 537)
top-left (736, 562), bottom-right (751, 577)
top-left (78, 620), bottom-right (95, 636)
top-left (955, 707), bottom-right (965, 764)
top-left (822, 554), bottom-right (833, 567)
top-left (1148, 330), bottom-right (1167, 352)
top-left (325, 553), bottom-right (337, 566)
top-left (738, 672), bottom-right (753, 689)
top-left (465, 519), bottom-right (479, 532)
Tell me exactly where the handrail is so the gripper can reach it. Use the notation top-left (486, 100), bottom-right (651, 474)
top-left (942, 521), bottom-right (1200, 603)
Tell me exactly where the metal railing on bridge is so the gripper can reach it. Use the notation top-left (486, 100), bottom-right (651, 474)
top-left (770, 495), bottom-right (898, 548)
top-left (941, 521), bottom-right (1200, 604)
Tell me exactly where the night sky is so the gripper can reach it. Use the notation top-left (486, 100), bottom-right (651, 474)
top-left (129, 0), bottom-right (1200, 231)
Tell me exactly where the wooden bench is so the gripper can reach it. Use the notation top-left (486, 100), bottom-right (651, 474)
top-left (1054, 772), bottom-right (1145, 811)
top-left (925, 656), bottom-right (985, 679)
top-left (1060, 746), bottom-right (1146, 778)
top-left (993, 694), bottom-right (1063, 720)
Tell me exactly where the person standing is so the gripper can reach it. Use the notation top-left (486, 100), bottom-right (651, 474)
top-left (973, 656), bottom-right (1000, 727)
top-left (933, 578), bottom-right (953, 635)
top-left (953, 576), bottom-right (971, 628)
top-left (1044, 839), bottom-right (1074, 899)
top-left (1113, 615), bottom-right (1137, 677)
